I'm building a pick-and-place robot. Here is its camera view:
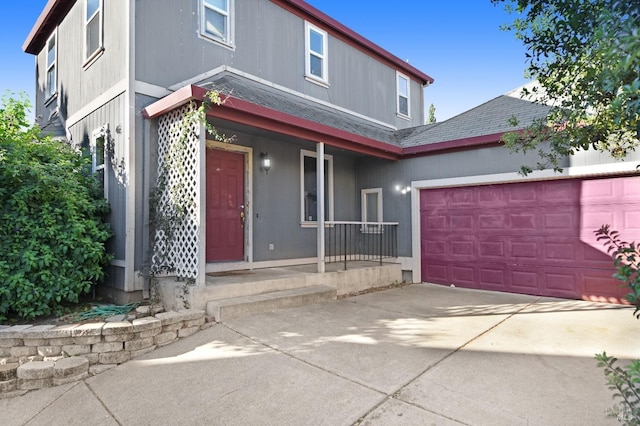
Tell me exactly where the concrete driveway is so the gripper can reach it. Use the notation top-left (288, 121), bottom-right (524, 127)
top-left (2, 284), bottom-right (637, 425)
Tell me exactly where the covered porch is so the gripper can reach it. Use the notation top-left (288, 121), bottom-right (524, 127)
top-left (142, 79), bottom-right (406, 316)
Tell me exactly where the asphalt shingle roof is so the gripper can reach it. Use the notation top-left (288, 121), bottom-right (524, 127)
top-left (196, 72), bottom-right (552, 150)
top-left (399, 94), bottom-right (552, 148)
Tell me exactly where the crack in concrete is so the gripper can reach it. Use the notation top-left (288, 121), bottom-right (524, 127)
top-left (349, 295), bottom-right (542, 425)
top-left (85, 380), bottom-right (123, 426)
top-left (21, 382), bottom-right (82, 426)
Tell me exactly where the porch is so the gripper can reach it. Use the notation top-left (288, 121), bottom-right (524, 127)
top-left (161, 260), bottom-right (402, 321)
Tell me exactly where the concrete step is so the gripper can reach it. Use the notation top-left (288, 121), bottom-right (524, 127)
top-left (206, 285), bottom-right (337, 322)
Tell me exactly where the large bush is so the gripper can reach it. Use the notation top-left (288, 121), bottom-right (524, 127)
top-left (0, 94), bottom-right (112, 321)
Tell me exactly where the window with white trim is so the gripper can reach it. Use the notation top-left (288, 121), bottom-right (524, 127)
top-left (91, 127), bottom-right (108, 200)
top-left (305, 22), bottom-right (328, 84)
top-left (85, 0), bottom-right (103, 62)
top-left (201, 0), bottom-right (233, 46)
top-left (397, 72), bottom-right (410, 118)
top-left (45, 31), bottom-right (57, 100)
top-left (361, 188), bottom-right (383, 233)
top-left (300, 149), bottom-right (333, 225)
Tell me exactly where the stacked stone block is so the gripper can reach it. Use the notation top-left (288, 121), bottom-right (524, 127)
top-left (0, 309), bottom-right (208, 394)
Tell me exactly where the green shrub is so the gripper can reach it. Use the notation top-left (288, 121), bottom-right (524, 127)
top-left (0, 94), bottom-right (112, 321)
top-left (595, 225), bottom-right (640, 424)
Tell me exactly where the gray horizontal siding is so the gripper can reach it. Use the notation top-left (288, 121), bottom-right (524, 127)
top-left (35, 0), bottom-right (128, 124)
top-left (135, 0), bottom-right (425, 128)
top-left (68, 94), bottom-right (127, 263)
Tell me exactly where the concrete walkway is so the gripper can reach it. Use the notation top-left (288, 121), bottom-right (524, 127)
top-left (2, 284), bottom-right (637, 425)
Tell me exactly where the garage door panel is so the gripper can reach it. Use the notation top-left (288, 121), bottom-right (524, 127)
top-left (478, 240), bottom-right (505, 258)
top-left (450, 214), bottom-right (473, 230)
top-left (543, 269), bottom-right (580, 295)
top-left (420, 176), bottom-right (639, 303)
top-left (452, 266), bottom-right (475, 285)
top-left (510, 269), bottom-right (540, 293)
top-left (478, 266), bottom-right (508, 291)
top-left (583, 270), bottom-right (627, 300)
top-left (424, 263), bottom-right (448, 283)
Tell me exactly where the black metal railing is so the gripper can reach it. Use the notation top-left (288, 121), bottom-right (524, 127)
top-left (325, 221), bottom-right (399, 269)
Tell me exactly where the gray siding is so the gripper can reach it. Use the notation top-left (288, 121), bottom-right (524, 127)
top-left (135, 0), bottom-right (424, 128)
top-left (35, 0), bottom-right (128, 124)
top-left (68, 94), bottom-right (128, 269)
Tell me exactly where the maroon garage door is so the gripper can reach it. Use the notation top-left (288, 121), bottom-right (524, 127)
top-left (420, 176), bottom-right (640, 302)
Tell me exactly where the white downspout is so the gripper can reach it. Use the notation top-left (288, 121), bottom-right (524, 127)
top-left (317, 142), bottom-right (325, 273)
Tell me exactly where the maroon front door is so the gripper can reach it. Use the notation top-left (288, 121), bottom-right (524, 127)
top-left (206, 148), bottom-right (245, 262)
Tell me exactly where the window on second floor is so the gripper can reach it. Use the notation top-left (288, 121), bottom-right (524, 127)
top-left (45, 32), bottom-right (57, 100)
top-left (85, 0), bottom-right (103, 63)
top-left (397, 72), bottom-right (410, 118)
top-left (201, 0), bottom-right (233, 46)
top-left (301, 149), bottom-right (334, 226)
top-left (305, 22), bottom-right (328, 85)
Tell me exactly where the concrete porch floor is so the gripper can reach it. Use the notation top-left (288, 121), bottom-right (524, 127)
top-left (159, 261), bottom-right (404, 313)
top-left (204, 261), bottom-right (398, 286)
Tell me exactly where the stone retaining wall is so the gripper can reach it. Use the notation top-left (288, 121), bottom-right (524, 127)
top-left (0, 309), bottom-right (210, 395)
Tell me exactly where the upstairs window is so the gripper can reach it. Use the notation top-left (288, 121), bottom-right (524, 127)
top-left (305, 22), bottom-right (328, 84)
top-left (201, 0), bottom-right (233, 46)
top-left (397, 72), bottom-right (410, 118)
top-left (91, 127), bottom-right (108, 199)
top-left (300, 149), bottom-right (334, 225)
top-left (85, 0), bottom-right (103, 62)
top-left (45, 32), bottom-right (57, 100)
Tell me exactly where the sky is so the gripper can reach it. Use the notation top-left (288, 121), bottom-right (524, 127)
top-left (0, 1), bottom-right (530, 123)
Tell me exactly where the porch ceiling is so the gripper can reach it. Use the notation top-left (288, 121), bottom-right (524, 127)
top-left (142, 85), bottom-right (402, 161)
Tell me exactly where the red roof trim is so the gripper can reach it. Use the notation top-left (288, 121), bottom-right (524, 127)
top-left (23, 0), bottom-right (75, 54)
top-left (142, 85), bottom-right (402, 161)
top-left (402, 132), bottom-right (506, 157)
top-left (270, 0), bottom-right (434, 85)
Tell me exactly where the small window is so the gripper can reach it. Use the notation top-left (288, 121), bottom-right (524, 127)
top-left (397, 72), bottom-right (410, 118)
top-left (300, 149), bottom-right (333, 225)
top-left (45, 32), bottom-right (57, 100)
top-left (305, 22), bottom-right (328, 84)
top-left (201, 0), bottom-right (233, 46)
top-left (85, 0), bottom-right (103, 62)
top-left (91, 127), bottom-right (108, 199)
top-left (361, 188), bottom-right (383, 233)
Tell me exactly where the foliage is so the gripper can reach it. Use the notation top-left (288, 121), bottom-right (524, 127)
top-left (0, 93), bottom-right (112, 321)
top-left (427, 103), bottom-right (437, 124)
top-left (595, 225), bottom-right (640, 424)
top-left (493, 0), bottom-right (640, 174)
top-left (596, 352), bottom-right (640, 424)
top-left (595, 225), bottom-right (640, 317)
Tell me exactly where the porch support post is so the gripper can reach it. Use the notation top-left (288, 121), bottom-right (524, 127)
top-left (196, 121), bottom-right (207, 286)
top-left (317, 142), bottom-right (326, 274)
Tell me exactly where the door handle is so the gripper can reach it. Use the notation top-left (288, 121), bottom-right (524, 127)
top-left (240, 211), bottom-right (245, 228)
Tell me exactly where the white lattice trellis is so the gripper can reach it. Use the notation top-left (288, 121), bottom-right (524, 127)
top-left (152, 105), bottom-right (201, 278)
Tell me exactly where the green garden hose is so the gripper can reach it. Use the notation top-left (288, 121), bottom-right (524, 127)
top-left (74, 302), bottom-right (140, 321)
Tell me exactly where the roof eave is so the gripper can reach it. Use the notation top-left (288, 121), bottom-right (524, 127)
top-left (401, 132), bottom-right (508, 157)
top-left (23, 0), bottom-right (75, 54)
top-left (142, 85), bottom-right (402, 161)
top-left (271, 0), bottom-right (434, 85)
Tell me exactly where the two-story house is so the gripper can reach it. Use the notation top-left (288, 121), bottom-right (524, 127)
top-left (24, 0), bottom-right (639, 312)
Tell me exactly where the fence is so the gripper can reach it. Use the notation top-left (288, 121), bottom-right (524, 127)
top-left (325, 221), bottom-right (399, 269)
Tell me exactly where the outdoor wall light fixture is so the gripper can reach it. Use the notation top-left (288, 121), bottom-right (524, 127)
top-left (395, 184), bottom-right (411, 195)
top-left (260, 152), bottom-right (272, 174)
